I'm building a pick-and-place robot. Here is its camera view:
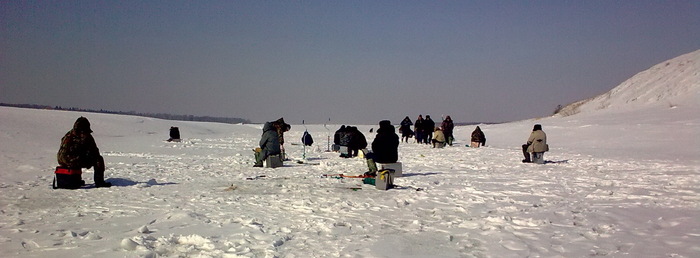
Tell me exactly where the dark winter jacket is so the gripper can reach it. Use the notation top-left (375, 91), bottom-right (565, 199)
top-left (57, 117), bottom-right (100, 168)
top-left (414, 117), bottom-right (425, 134)
top-left (333, 125), bottom-right (346, 145)
top-left (169, 126), bottom-right (180, 139)
top-left (471, 126), bottom-right (486, 145)
top-left (346, 126), bottom-right (368, 150)
top-left (260, 122), bottom-right (281, 159)
top-left (399, 117), bottom-right (413, 136)
top-left (441, 116), bottom-right (454, 137)
top-left (423, 116), bottom-right (436, 132)
top-left (372, 120), bottom-right (400, 163)
top-left (338, 126), bottom-right (353, 146)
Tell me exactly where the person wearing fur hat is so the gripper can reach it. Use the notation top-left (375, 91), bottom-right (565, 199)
top-left (57, 117), bottom-right (112, 187)
top-left (522, 124), bottom-right (548, 163)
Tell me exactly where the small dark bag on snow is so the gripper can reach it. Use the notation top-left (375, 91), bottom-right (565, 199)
top-left (302, 131), bottom-right (314, 146)
top-left (53, 167), bottom-right (84, 189)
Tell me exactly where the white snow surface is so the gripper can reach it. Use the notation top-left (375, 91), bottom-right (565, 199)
top-left (1, 103), bottom-right (698, 257)
top-left (1, 50), bottom-right (699, 257)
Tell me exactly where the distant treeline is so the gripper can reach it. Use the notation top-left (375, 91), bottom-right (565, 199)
top-left (454, 122), bottom-right (500, 126)
top-left (0, 103), bottom-right (251, 124)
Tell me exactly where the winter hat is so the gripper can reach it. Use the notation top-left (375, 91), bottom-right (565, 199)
top-left (379, 120), bottom-right (392, 128)
top-left (533, 124), bottom-right (542, 131)
top-left (73, 116), bottom-right (92, 133)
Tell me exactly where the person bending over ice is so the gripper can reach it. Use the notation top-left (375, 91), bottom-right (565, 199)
top-left (253, 122), bottom-right (281, 167)
top-left (57, 117), bottom-right (112, 187)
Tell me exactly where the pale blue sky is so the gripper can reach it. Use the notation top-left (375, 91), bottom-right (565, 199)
top-left (2, 1), bottom-right (699, 124)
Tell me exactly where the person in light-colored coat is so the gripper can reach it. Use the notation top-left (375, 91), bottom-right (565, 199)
top-left (431, 127), bottom-right (446, 148)
top-left (522, 124), bottom-right (548, 163)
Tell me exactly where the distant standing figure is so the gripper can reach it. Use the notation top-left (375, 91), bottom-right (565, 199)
top-left (470, 126), bottom-right (486, 147)
top-left (414, 115), bottom-right (425, 144)
top-left (423, 115), bottom-right (436, 145)
top-left (399, 116), bottom-right (413, 143)
top-left (57, 117), bottom-right (112, 187)
top-left (431, 127), bottom-right (446, 148)
top-left (522, 124), bottom-right (548, 164)
top-left (254, 122), bottom-right (281, 167)
top-left (441, 116), bottom-right (455, 146)
top-left (167, 126), bottom-right (181, 142)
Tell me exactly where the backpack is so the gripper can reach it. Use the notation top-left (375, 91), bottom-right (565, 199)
top-left (302, 131), bottom-right (314, 146)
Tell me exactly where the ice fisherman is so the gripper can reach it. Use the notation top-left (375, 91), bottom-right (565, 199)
top-left (346, 126), bottom-right (367, 158)
top-left (57, 117), bottom-right (112, 188)
top-left (167, 126), bottom-right (181, 142)
top-left (470, 126), bottom-right (486, 147)
top-left (253, 121), bottom-right (281, 167)
top-left (522, 124), bottom-right (548, 163)
top-left (431, 127), bottom-right (446, 148)
top-left (365, 120), bottom-right (400, 174)
top-left (271, 118), bottom-right (290, 160)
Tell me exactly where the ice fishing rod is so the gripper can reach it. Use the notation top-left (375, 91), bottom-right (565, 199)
top-left (324, 117), bottom-right (330, 152)
top-left (302, 120), bottom-right (307, 160)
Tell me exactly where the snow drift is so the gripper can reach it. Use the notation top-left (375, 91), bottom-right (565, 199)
top-left (557, 49), bottom-right (700, 116)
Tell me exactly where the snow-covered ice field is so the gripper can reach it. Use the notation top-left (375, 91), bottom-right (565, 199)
top-left (1, 50), bottom-right (699, 257)
top-left (0, 99), bottom-right (698, 258)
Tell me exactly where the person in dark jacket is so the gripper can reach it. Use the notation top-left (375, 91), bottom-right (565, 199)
top-left (254, 122), bottom-right (281, 167)
top-left (167, 126), bottom-right (181, 142)
top-left (333, 125), bottom-right (346, 151)
top-left (441, 116), bottom-right (455, 146)
top-left (57, 117), bottom-right (112, 187)
top-left (346, 126), bottom-right (367, 157)
top-left (371, 120), bottom-right (400, 163)
top-left (337, 125), bottom-right (353, 158)
top-left (423, 115), bottom-right (436, 145)
top-left (470, 126), bottom-right (486, 147)
top-left (399, 116), bottom-right (413, 143)
top-left (414, 115), bottom-right (425, 144)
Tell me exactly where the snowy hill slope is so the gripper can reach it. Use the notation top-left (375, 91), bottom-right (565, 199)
top-left (557, 49), bottom-right (700, 116)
